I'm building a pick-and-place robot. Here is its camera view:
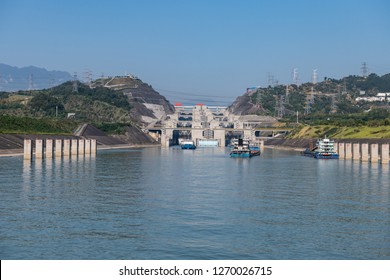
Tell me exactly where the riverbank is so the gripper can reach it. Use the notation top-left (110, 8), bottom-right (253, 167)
top-left (0, 124), bottom-right (160, 157)
top-left (0, 143), bottom-right (161, 157)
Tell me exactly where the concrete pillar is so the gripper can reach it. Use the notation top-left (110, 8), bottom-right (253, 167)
top-left (371, 143), bottom-right (379, 163)
top-left (260, 140), bottom-right (265, 152)
top-left (55, 139), bottom-right (62, 157)
top-left (243, 129), bottom-right (252, 140)
top-left (63, 139), bottom-right (71, 157)
top-left (381, 144), bottom-right (389, 164)
top-left (35, 139), bottom-right (43, 159)
top-left (214, 129), bottom-right (225, 147)
top-left (353, 143), bottom-right (360, 161)
top-left (91, 139), bottom-right (97, 154)
top-left (78, 139), bottom-right (85, 155)
top-left (338, 143), bottom-right (345, 159)
top-left (361, 143), bottom-right (369, 162)
top-left (345, 143), bottom-right (352, 159)
top-left (24, 139), bottom-right (33, 160)
top-left (85, 139), bottom-right (91, 154)
top-left (46, 139), bottom-right (53, 158)
top-left (191, 129), bottom-right (203, 145)
top-left (71, 139), bottom-right (78, 156)
top-left (334, 142), bottom-right (339, 154)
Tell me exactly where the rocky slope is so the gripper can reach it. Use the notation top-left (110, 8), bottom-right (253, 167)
top-left (92, 75), bottom-right (174, 125)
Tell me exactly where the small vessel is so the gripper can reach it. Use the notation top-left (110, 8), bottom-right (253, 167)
top-left (302, 137), bottom-right (339, 159)
top-left (181, 140), bottom-right (196, 150)
top-left (230, 138), bottom-right (260, 157)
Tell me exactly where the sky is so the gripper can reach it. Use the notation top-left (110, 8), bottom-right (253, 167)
top-left (1, 0), bottom-right (390, 105)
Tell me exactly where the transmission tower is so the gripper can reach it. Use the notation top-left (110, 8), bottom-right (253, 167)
top-left (330, 94), bottom-right (337, 114)
top-left (255, 89), bottom-right (263, 109)
top-left (84, 70), bottom-right (92, 86)
top-left (72, 72), bottom-right (78, 93)
top-left (28, 73), bottom-right (34, 91)
top-left (267, 72), bottom-right (274, 87)
top-left (285, 85), bottom-right (290, 104)
top-left (274, 95), bottom-right (285, 118)
top-left (304, 87), bottom-right (315, 115)
top-left (292, 68), bottom-right (299, 86)
top-left (361, 62), bottom-right (368, 78)
top-left (312, 69), bottom-right (318, 84)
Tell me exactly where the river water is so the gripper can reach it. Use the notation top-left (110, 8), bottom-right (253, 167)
top-left (0, 147), bottom-right (389, 259)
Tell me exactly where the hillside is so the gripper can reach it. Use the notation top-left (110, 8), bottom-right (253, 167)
top-left (228, 73), bottom-right (390, 117)
top-left (91, 75), bottom-right (174, 124)
top-left (0, 75), bottom-right (174, 127)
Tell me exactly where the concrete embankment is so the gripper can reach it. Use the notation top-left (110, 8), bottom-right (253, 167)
top-left (0, 124), bottom-right (159, 157)
top-left (264, 138), bottom-right (315, 151)
top-left (264, 138), bottom-right (390, 151)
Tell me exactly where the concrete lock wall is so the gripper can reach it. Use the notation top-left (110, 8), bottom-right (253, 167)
top-left (46, 139), bottom-right (53, 158)
top-left (85, 139), bottom-right (91, 154)
top-left (78, 139), bottom-right (85, 155)
top-left (91, 139), bottom-right (97, 154)
top-left (55, 139), bottom-right (62, 157)
top-left (24, 139), bottom-right (33, 160)
top-left (338, 143), bottom-right (345, 159)
top-left (213, 130), bottom-right (226, 147)
top-left (63, 139), bottom-right (71, 156)
top-left (381, 144), bottom-right (389, 164)
top-left (345, 143), bottom-right (352, 159)
top-left (361, 143), bottom-right (369, 162)
top-left (71, 139), bottom-right (78, 156)
top-left (35, 139), bottom-right (44, 159)
top-left (353, 143), bottom-right (360, 161)
top-left (371, 144), bottom-right (379, 163)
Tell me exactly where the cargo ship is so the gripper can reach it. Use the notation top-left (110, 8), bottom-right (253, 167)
top-left (230, 139), bottom-right (260, 157)
top-left (302, 137), bottom-right (339, 159)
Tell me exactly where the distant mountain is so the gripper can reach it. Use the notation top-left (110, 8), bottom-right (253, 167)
top-left (0, 63), bottom-right (72, 91)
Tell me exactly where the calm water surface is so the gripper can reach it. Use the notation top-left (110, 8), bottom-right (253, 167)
top-left (0, 147), bottom-right (389, 259)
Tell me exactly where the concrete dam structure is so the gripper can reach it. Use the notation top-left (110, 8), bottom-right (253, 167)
top-left (147, 104), bottom-right (288, 148)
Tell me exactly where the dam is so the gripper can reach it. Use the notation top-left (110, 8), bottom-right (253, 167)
top-left (147, 104), bottom-right (290, 147)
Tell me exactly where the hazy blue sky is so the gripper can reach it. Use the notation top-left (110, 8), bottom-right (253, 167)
top-left (1, 0), bottom-right (389, 104)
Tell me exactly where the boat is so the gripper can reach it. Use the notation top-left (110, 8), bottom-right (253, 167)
top-left (181, 140), bottom-right (196, 150)
top-left (230, 139), bottom-right (260, 157)
top-left (302, 137), bottom-right (339, 159)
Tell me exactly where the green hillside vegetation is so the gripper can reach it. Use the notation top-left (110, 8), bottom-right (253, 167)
top-left (287, 108), bottom-right (390, 139)
top-left (0, 115), bottom-right (76, 134)
top-left (250, 73), bottom-right (390, 116)
top-left (289, 125), bottom-right (390, 139)
top-left (0, 81), bottom-right (135, 134)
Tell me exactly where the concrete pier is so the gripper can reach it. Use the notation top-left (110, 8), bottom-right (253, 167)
top-left (55, 139), bottom-right (62, 157)
top-left (85, 139), bottom-right (91, 154)
top-left (46, 139), bottom-right (53, 158)
top-left (338, 143), bottom-right (345, 159)
top-left (35, 139), bottom-right (44, 159)
top-left (24, 139), bottom-right (33, 160)
top-left (345, 143), bottom-right (352, 159)
top-left (361, 143), bottom-right (369, 162)
top-left (353, 143), bottom-right (360, 161)
top-left (71, 139), bottom-right (78, 156)
top-left (382, 144), bottom-right (389, 164)
top-left (78, 139), bottom-right (85, 155)
top-left (371, 144), bottom-right (379, 163)
top-left (63, 139), bottom-right (70, 157)
top-left (91, 139), bottom-right (97, 154)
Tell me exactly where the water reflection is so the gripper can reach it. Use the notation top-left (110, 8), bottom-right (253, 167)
top-left (3, 149), bottom-right (390, 259)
